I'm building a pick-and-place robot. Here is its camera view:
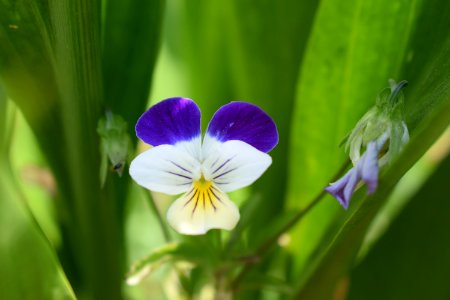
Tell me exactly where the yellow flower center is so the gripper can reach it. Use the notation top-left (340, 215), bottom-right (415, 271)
top-left (184, 176), bottom-right (222, 214)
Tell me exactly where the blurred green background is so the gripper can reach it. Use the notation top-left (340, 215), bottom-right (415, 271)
top-left (0, 0), bottom-right (449, 299)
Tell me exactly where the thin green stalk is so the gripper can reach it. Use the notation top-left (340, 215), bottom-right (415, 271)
top-left (145, 190), bottom-right (172, 242)
top-left (231, 159), bottom-right (351, 291)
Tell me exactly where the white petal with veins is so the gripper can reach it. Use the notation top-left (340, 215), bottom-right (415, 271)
top-left (129, 143), bottom-right (201, 195)
top-left (166, 184), bottom-right (240, 235)
top-left (201, 138), bottom-right (272, 192)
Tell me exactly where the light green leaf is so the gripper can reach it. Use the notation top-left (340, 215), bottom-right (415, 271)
top-left (295, 9), bottom-right (450, 297)
top-left (0, 82), bottom-right (6, 150)
top-left (0, 1), bottom-right (127, 298)
top-left (222, 0), bottom-right (319, 240)
top-left (286, 0), bottom-right (424, 277)
top-left (0, 163), bottom-right (76, 300)
top-left (0, 86), bottom-right (75, 299)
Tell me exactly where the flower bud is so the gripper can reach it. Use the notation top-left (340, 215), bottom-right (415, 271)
top-left (326, 80), bottom-right (410, 209)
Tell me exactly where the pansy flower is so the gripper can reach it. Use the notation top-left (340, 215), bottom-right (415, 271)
top-left (325, 80), bottom-right (409, 209)
top-left (129, 98), bottom-right (278, 235)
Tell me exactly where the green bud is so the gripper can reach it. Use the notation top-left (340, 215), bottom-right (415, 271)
top-left (97, 111), bottom-right (130, 187)
top-left (345, 80), bottom-right (409, 166)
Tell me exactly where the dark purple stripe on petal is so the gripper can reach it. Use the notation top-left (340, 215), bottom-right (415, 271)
top-left (136, 97), bottom-right (201, 146)
top-left (206, 102), bottom-right (278, 153)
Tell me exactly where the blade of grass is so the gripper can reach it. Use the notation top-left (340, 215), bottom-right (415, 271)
top-left (48, 1), bottom-right (124, 298)
top-left (295, 30), bottom-right (450, 298)
top-left (0, 82), bottom-right (75, 300)
top-left (286, 0), bottom-right (423, 278)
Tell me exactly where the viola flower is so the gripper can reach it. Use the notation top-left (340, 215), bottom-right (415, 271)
top-left (325, 80), bottom-right (410, 209)
top-left (129, 98), bottom-right (278, 235)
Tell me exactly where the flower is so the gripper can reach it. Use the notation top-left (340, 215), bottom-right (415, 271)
top-left (129, 97), bottom-right (278, 235)
top-left (325, 80), bottom-right (410, 209)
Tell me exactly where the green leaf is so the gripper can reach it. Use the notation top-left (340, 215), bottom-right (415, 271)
top-left (125, 243), bottom-right (181, 285)
top-left (102, 0), bottom-right (165, 138)
top-left (0, 164), bottom-right (76, 300)
top-left (166, 0), bottom-right (235, 120)
top-left (126, 238), bottom-right (224, 289)
top-left (0, 1), bottom-right (127, 298)
top-left (294, 7), bottom-right (450, 296)
top-left (286, 0), bottom-right (425, 277)
top-left (0, 169), bottom-right (75, 300)
top-left (222, 0), bottom-right (320, 240)
top-left (0, 82), bottom-right (7, 151)
top-left (348, 154), bottom-right (450, 299)
top-left (100, 0), bottom-right (165, 258)
top-left (0, 0), bottom-right (67, 181)
top-left (0, 86), bottom-right (75, 299)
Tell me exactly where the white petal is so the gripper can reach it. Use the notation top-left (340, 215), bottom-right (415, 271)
top-left (349, 133), bottom-right (363, 165)
top-left (129, 143), bottom-right (201, 195)
top-left (166, 184), bottom-right (240, 235)
top-left (176, 137), bottom-right (203, 161)
top-left (401, 121), bottom-right (409, 145)
top-left (201, 137), bottom-right (272, 192)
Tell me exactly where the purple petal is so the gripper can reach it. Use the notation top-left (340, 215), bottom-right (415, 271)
top-left (343, 168), bottom-right (360, 204)
top-left (206, 102), bottom-right (278, 153)
top-left (136, 97), bottom-right (201, 146)
top-left (325, 169), bottom-right (359, 209)
top-left (361, 141), bottom-right (379, 194)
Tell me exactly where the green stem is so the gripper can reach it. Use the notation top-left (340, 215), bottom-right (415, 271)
top-left (144, 190), bottom-right (172, 242)
top-left (231, 159), bottom-right (351, 292)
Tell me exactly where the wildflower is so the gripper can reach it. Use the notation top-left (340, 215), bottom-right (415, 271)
top-left (129, 98), bottom-right (278, 235)
top-left (325, 80), bottom-right (410, 209)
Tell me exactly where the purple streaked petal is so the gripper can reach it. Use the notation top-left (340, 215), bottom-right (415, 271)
top-left (206, 102), bottom-right (278, 153)
top-left (136, 97), bottom-right (201, 146)
top-left (325, 168), bottom-right (359, 209)
top-left (201, 139), bottom-right (272, 192)
top-left (129, 144), bottom-right (201, 195)
top-left (361, 141), bottom-right (379, 194)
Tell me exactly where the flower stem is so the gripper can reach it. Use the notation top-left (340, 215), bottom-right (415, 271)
top-left (144, 190), bottom-right (172, 242)
top-left (231, 159), bottom-right (351, 292)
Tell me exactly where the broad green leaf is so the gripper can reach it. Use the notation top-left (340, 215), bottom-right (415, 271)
top-left (0, 82), bottom-right (6, 149)
top-left (222, 0), bottom-right (319, 240)
top-left (0, 0), bottom-right (68, 182)
top-left (0, 163), bottom-right (76, 300)
top-left (102, 0), bottom-right (165, 138)
top-left (348, 153), bottom-right (450, 300)
top-left (286, 0), bottom-right (424, 277)
top-left (295, 12), bottom-right (450, 298)
top-left (47, 2), bottom-right (126, 299)
top-left (0, 1), bottom-right (130, 298)
top-left (0, 90), bottom-right (75, 300)
top-left (101, 0), bottom-right (165, 253)
top-left (166, 0), bottom-right (235, 121)
top-left (167, 1), bottom-right (319, 264)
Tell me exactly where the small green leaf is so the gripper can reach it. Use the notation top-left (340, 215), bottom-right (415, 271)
top-left (125, 243), bottom-right (181, 286)
top-left (126, 240), bottom-right (221, 285)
